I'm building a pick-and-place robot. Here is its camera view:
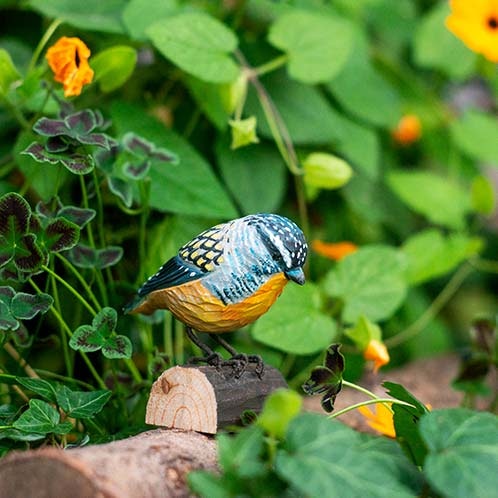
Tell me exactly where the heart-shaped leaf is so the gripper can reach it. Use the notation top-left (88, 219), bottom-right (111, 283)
top-left (69, 324), bottom-right (105, 352)
top-left (92, 307), bottom-right (117, 337)
top-left (38, 217), bottom-right (80, 253)
top-left (102, 334), bottom-right (132, 359)
top-left (68, 244), bottom-right (123, 269)
top-left (10, 291), bottom-right (53, 321)
top-left (22, 142), bottom-right (61, 164)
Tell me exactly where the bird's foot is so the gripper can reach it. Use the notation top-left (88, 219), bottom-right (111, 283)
top-left (187, 352), bottom-right (223, 368)
top-left (226, 353), bottom-right (265, 379)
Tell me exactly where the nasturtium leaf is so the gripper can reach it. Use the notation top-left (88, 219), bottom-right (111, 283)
top-left (383, 382), bottom-right (430, 467)
top-left (276, 413), bottom-right (417, 498)
top-left (147, 12), bottom-right (240, 83)
top-left (215, 139), bottom-right (286, 215)
top-left (402, 229), bottom-right (483, 285)
top-left (55, 385), bottom-right (112, 418)
top-left (0, 48), bottom-right (21, 97)
top-left (28, 0), bottom-right (126, 34)
top-left (102, 334), bottom-right (132, 359)
top-left (268, 10), bottom-right (354, 83)
top-left (420, 409), bottom-right (498, 498)
top-left (110, 102), bottom-right (237, 218)
top-left (471, 175), bottom-right (495, 215)
top-left (257, 389), bottom-right (302, 440)
top-left (323, 246), bottom-right (407, 323)
top-left (12, 399), bottom-right (66, 435)
top-left (122, 0), bottom-right (180, 40)
top-left (69, 325), bottom-right (104, 352)
top-left (252, 282), bottom-right (337, 355)
top-left (15, 377), bottom-right (57, 403)
top-left (450, 110), bottom-right (498, 165)
top-left (414, 2), bottom-right (476, 80)
top-left (388, 171), bottom-right (470, 230)
top-left (327, 30), bottom-right (400, 128)
top-left (10, 292), bottom-right (53, 321)
top-left (91, 46), bottom-right (137, 93)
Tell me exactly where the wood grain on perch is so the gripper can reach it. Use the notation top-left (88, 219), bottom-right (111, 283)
top-left (146, 364), bottom-right (287, 434)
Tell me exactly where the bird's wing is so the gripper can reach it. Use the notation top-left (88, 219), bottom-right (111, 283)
top-left (137, 222), bottom-right (229, 297)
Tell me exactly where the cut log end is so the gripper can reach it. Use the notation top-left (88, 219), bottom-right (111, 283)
top-left (146, 364), bottom-right (287, 434)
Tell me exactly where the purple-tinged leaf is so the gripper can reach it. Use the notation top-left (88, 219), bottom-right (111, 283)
top-left (67, 244), bottom-right (96, 268)
top-left (92, 307), bottom-right (117, 337)
top-left (102, 334), bottom-right (132, 359)
top-left (107, 177), bottom-right (133, 207)
top-left (11, 292), bottom-right (53, 320)
top-left (33, 117), bottom-right (67, 137)
top-left (69, 325), bottom-right (104, 352)
top-left (123, 159), bottom-right (150, 180)
top-left (123, 132), bottom-right (154, 156)
top-left (78, 132), bottom-right (114, 149)
top-left (64, 110), bottom-right (97, 135)
top-left (0, 306), bottom-right (19, 331)
top-left (0, 192), bottom-right (31, 236)
top-left (60, 154), bottom-right (94, 175)
top-left (21, 142), bottom-right (60, 164)
top-left (0, 236), bottom-right (13, 267)
top-left (0, 286), bottom-right (15, 305)
top-left (46, 136), bottom-right (70, 153)
top-left (28, 214), bottom-right (42, 234)
top-left (58, 206), bottom-right (95, 228)
top-left (0, 266), bottom-right (18, 281)
top-left (36, 198), bottom-right (64, 219)
top-left (152, 147), bottom-right (178, 164)
top-left (13, 233), bottom-right (45, 272)
top-left (95, 246), bottom-right (123, 269)
top-left (11, 322), bottom-right (32, 348)
top-left (94, 146), bottom-right (119, 173)
top-left (42, 218), bottom-right (80, 252)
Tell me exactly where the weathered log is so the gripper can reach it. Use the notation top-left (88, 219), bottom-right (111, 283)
top-left (0, 428), bottom-right (217, 498)
top-left (146, 364), bottom-right (287, 434)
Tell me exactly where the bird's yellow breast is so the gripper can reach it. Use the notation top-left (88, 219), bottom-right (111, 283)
top-left (130, 273), bottom-right (288, 333)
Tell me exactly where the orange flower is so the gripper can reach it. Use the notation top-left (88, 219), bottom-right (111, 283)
top-left (46, 37), bottom-right (94, 97)
top-left (312, 240), bottom-right (358, 261)
top-left (446, 0), bottom-right (498, 62)
top-left (357, 402), bottom-right (396, 438)
top-left (363, 339), bottom-right (390, 373)
top-left (392, 114), bottom-right (422, 145)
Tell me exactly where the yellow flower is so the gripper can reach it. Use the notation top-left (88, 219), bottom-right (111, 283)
top-left (46, 37), bottom-right (94, 97)
top-left (363, 339), bottom-right (390, 373)
top-left (357, 402), bottom-right (396, 438)
top-left (392, 114), bottom-right (422, 145)
top-left (312, 240), bottom-right (358, 261)
top-left (446, 0), bottom-right (498, 62)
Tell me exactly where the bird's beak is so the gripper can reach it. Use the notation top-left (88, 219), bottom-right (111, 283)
top-left (285, 268), bottom-right (305, 285)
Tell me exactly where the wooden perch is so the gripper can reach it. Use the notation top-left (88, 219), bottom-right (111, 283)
top-left (0, 428), bottom-right (216, 498)
top-left (146, 364), bottom-right (287, 434)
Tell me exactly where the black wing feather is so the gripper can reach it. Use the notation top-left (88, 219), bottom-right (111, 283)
top-left (138, 256), bottom-right (204, 297)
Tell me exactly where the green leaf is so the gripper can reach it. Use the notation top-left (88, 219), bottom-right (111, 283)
top-left (13, 399), bottom-right (63, 435)
top-left (147, 12), bottom-right (239, 83)
top-left (55, 385), bottom-right (111, 418)
top-left (215, 139), bottom-right (286, 215)
top-left (10, 291), bottom-right (53, 320)
top-left (420, 409), bottom-right (498, 498)
top-left (323, 245), bottom-right (407, 323)
top-left (0, 48), bottom-right (21, 97)
top-left (37, 217), bottom-right (80, 253)
top-left (69, 244), bottom-right (123, 269)
top-left (257, 389), bottom-right (302, 440)
top-left (110, 102), bottom-right (237, 218)
top-left (28, 0), bottom-right (126, 33)
top-left (15, 377), bottom-right (57, 403)
top-left (187, 471), bottom-right (230, 498)
top-left (344, 315), bottom-right (381, 350)
top-left (69, 325), bottom-right (104, 352)
top-left (471, 175), bottom-right (495, 215)
top-left (388, 170), bottom-right (470, 230)
top-left (102, 334), bottom-right (132, 359)
top-left (92, 306), bottom-right (117, 337)
top-left (122, 0), bottom-right (180, 40)
top-left (276, 413), bottom-right (417, 498)
top-left (326, 30), bottom-right (401, 128)
top-left (383, 382), bottom-right (430, 467)
top-left (91, 46), bottom-right (137, 92)
top-left (450, 110), bottom-right (498, 165)
top-left (402, 229), bottom-right (483, 285)
top-left (268, 10), bottom-right (354, 83)
top-left (413, 2), bottom-right (476, 79)
top-left (252, 282), bottom-right (337, 355)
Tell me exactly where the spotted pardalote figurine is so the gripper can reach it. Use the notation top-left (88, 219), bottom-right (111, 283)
top-left (125, 213), bottom-right (308, 375)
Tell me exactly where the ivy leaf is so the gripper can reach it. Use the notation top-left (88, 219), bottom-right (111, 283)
top-left (15, 377), bottom-right (57, 403)
top-left (268, 10), bottom-right (354, 83)
top-left (55, 385), bottom-right (112, 418)
top-left (102, 334), bottom-right (132, 359)
top-left (12, 399), bottom-right (71, 435)
top-left (147, 12), bottom-right (239, 83)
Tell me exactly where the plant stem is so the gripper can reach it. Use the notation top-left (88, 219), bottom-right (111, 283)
top-left (42, 264), bottom-right (97, 316)
top-left (254, 55), bottom-right (288, 77)
top-left (329, 398), bottom-right (414, 419)
top-left (470, 257), bottom-right (498, 274)
top-left (28, 18), bottom-right (63, 73)
top-left (385, 263), bottom-right (473, 348)
top-left (342, 380), bottom-right (381, 400)
top-left (0, 369), bottom-right (30, 403)
top-left (3, 342), bottom-right (38, 378)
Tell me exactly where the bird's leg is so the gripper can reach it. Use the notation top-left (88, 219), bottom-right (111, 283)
top-left (209, 334), bottom-right (265, 378)
top-left (185, 327), bottom-right (222, 368)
